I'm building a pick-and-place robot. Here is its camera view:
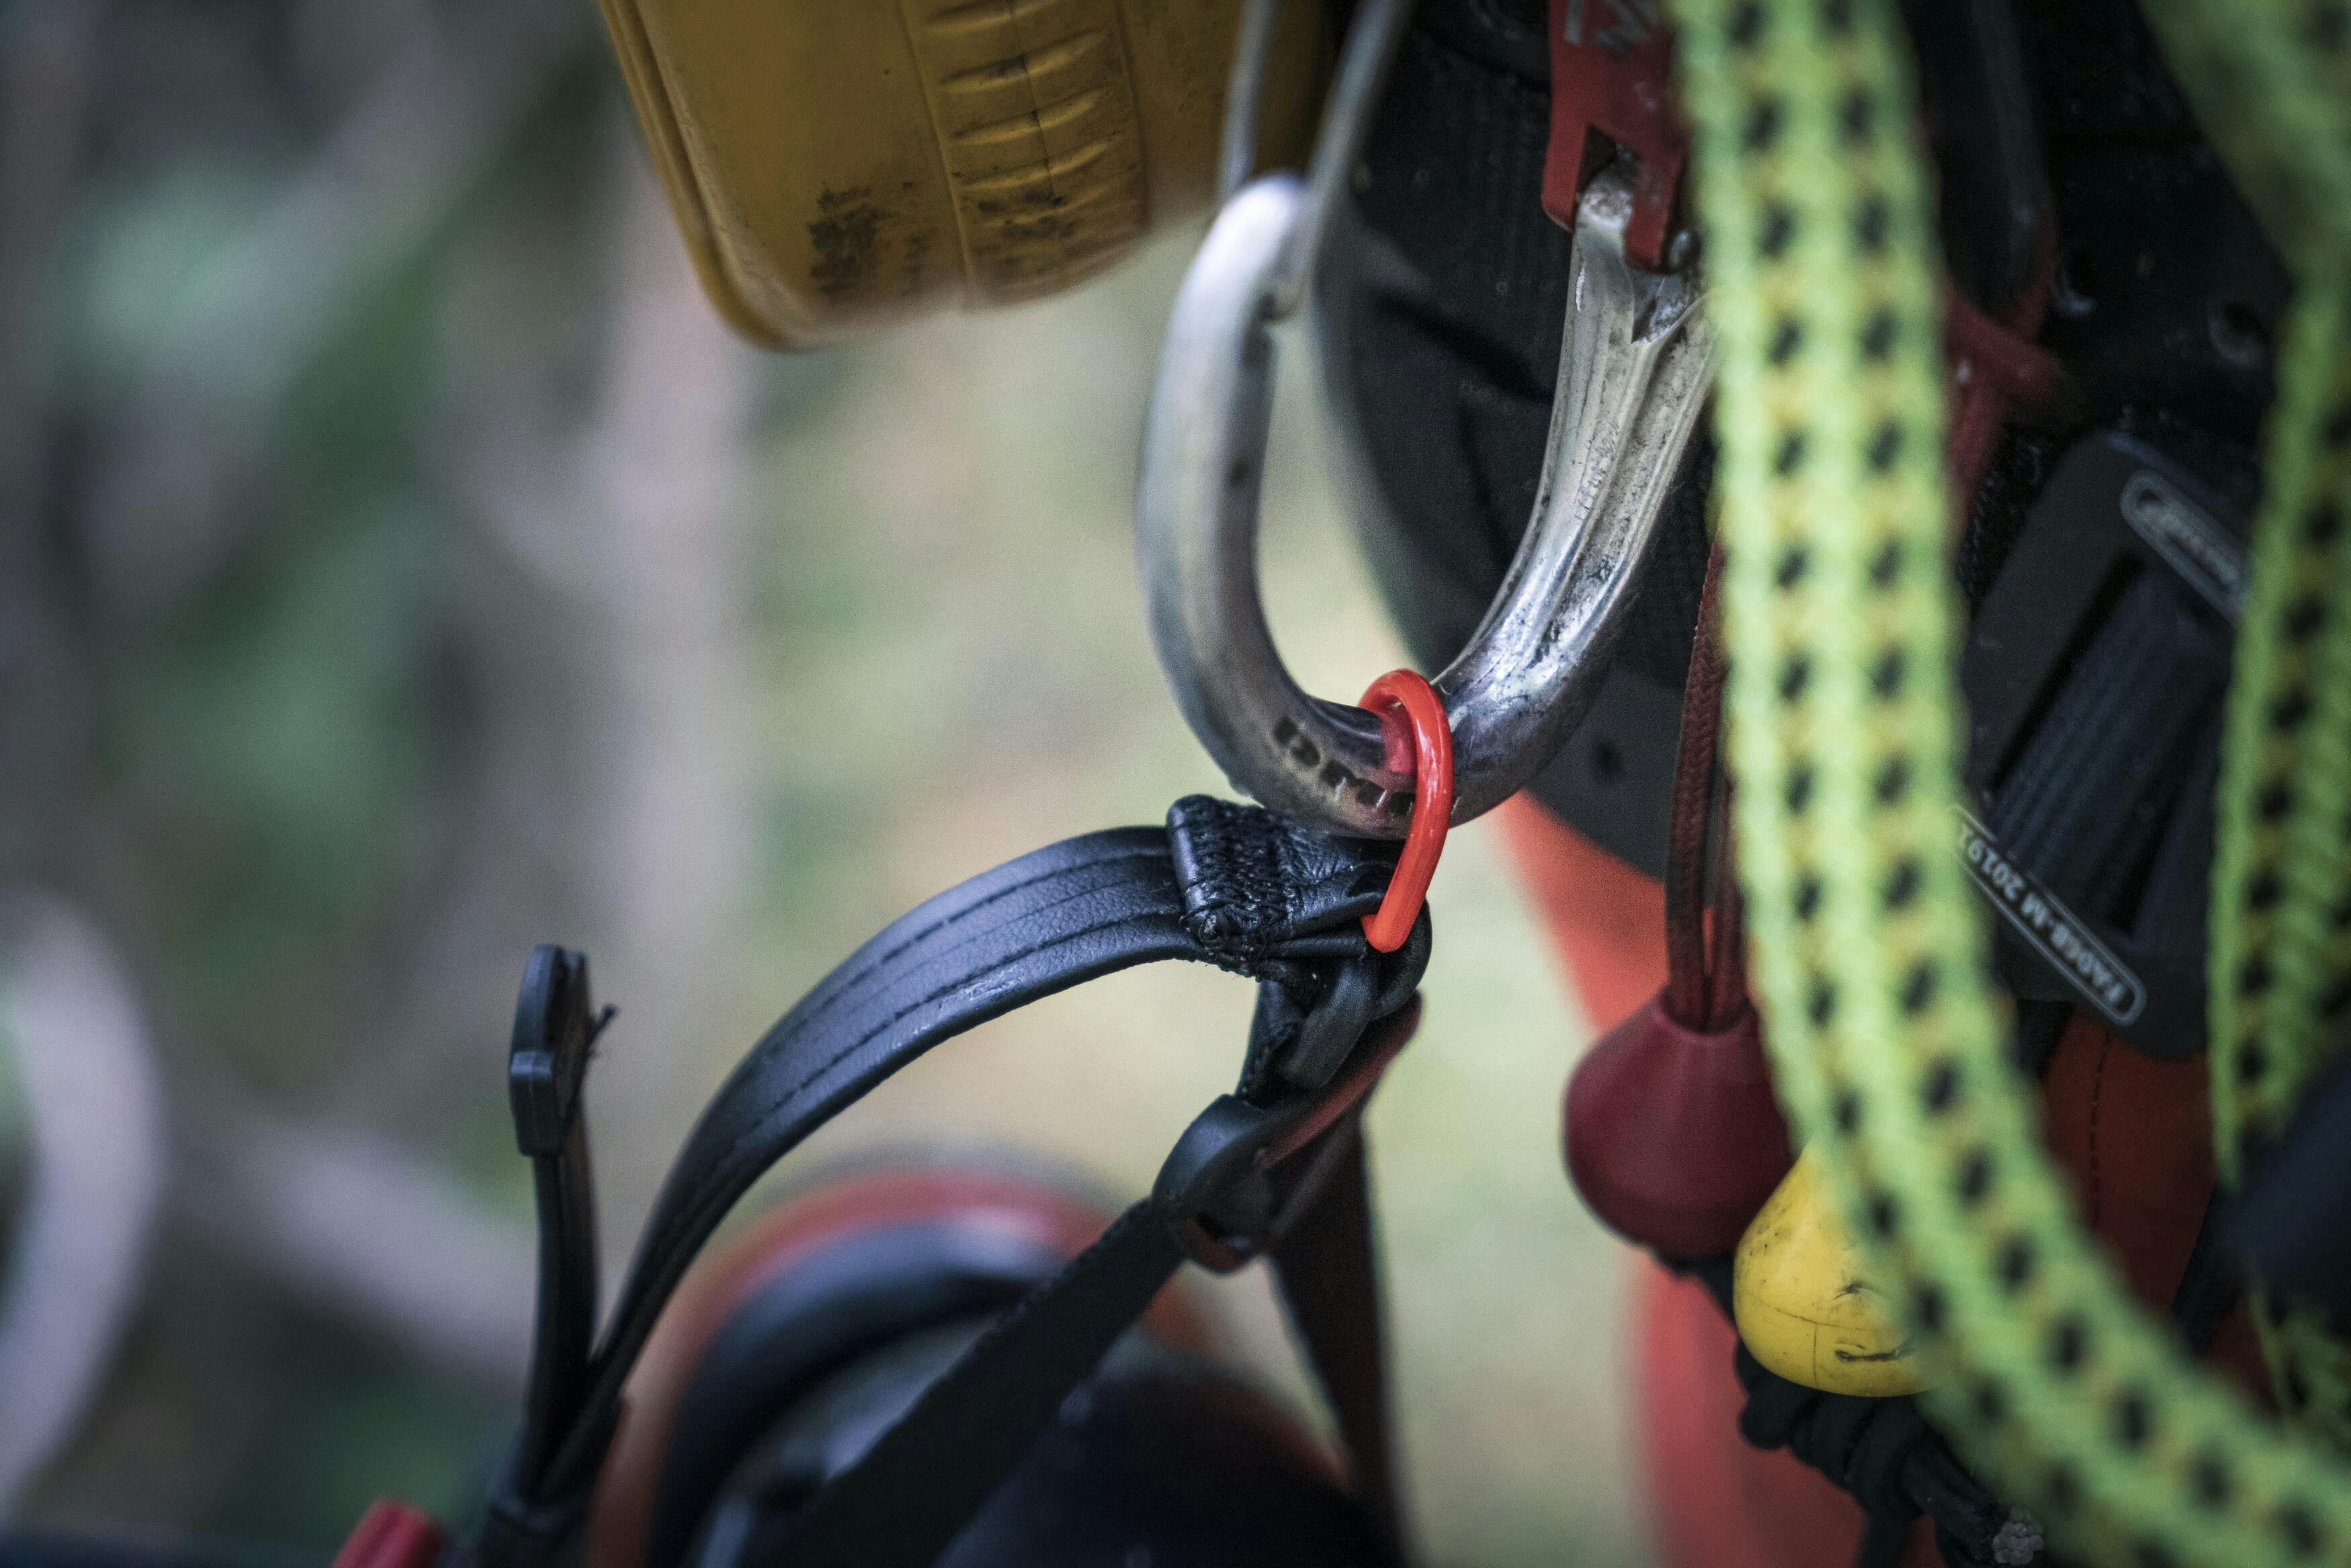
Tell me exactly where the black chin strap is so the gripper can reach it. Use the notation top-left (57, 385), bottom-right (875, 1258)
top-left (460, 796), bottom-right (1428, 1568)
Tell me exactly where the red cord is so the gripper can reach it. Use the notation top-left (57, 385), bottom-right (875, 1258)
top-left (1944, 230), bottom-right (2069, 519)
top-left (1662, 550), bottom-right (1724, 1026)
top-left (1359, 670), bottom-right (1453, 953)
top-left (1662, 546), bottom-right (1752, 1031)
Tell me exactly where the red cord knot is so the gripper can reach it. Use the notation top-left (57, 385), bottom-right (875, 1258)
top-left (1358, 670), bottom-right (1454, 953)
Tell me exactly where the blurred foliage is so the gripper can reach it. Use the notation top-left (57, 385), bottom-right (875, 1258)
top-left (67, 60), bottom-right (615, 1104)
top-left (4, 0), bottom-right (672, 1535)
top-left (0, 1018), bottom-right (22, 1244)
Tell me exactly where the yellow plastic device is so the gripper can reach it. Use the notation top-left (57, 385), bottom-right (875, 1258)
top-left (1733, 1146), bottom-right (1934, 1398)
top-left (596, 0), bottom-right (1326, 349)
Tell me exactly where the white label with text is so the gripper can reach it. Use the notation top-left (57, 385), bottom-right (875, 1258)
top-left (1957, 808), bottom-right (2146, 1026)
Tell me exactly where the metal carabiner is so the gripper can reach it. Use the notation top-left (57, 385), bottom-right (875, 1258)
top-left (1138, 158), bottom-right (1719, 837)
top-left (1218, 0), bottom-right (1411, 320)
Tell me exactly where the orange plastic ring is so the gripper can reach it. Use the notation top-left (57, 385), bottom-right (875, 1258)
top-left (1357, 670), bottom-right (1453, 953)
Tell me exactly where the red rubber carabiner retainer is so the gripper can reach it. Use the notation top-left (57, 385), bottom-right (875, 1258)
top-left (1358, 670), bottom-right (1453, 953)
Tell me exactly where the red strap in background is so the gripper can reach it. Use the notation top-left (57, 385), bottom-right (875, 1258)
top-left (331, 1500), bottom-right (446, 1568)
top-left (1541, 0), bottom-right (1689, 269)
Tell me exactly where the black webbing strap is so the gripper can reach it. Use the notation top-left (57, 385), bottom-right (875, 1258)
top-left (773, 1200), bottom-right (1189, 1567)
top-left (2172, 1196), bottom-right (2246, 1360)
top-left (765, 1006), bottom-right (1422, 1568)
top-left (1270, 1127), bottom-right (1408, 1547)
top-left (463, 795), bottom-right (1423, 1568)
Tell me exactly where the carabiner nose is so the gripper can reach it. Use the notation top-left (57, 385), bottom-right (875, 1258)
top-left (1139, 165), bottom-right (1719, 838)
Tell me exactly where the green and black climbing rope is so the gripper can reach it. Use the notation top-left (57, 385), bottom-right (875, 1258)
top-left (2147, 0), bottom-right (2351, 1461)
top-left (1664, 0), bottom-right (2351, 1560)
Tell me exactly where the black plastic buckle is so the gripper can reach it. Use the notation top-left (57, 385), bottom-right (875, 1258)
top-left (1959, 430), bottom-right (2246, 1057)
top-left (1153, 999), bottom-right (1421, 1273)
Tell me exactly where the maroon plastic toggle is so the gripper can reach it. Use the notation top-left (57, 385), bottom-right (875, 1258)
top-left (1564, 995), bottom-right (1791, 1258)
top-left (1559, 548), bottom-right (1791, 1258)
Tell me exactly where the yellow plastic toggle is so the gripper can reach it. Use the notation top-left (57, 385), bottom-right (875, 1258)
top-left (594, 0), bottom-right (1326, 349)
top-left (1732, 1145), bottom-right (1934, 1397)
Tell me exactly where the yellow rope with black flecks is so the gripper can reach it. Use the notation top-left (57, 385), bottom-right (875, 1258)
top-left (1664, 0), bottom-right (2351, 1559)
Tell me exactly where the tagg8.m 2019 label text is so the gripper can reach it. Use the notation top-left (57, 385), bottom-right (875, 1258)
top-left (1956, 810), bottom-right (2146, 1027)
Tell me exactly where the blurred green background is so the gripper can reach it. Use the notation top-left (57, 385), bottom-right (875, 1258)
top-left (0, 3), bottom-right (1648, 1563)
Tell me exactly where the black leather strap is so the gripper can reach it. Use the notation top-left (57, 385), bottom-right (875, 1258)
top-left (504, 949), bottom-right (611, 1490)
top-left (468, 797), bottom-right (1414, 1564)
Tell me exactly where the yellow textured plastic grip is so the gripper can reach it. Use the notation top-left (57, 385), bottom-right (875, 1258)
top-left (595, 0), bottom-right (1324, 348)
top-left (1666, 0), bottom-right (2351, 1560)
top-left (1735, 1147), bottom-right (1932, 1397)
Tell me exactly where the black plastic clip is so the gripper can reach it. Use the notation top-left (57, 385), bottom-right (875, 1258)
top-left (1154, 998), bottom-right (1421, 1273)
top-left (500, 945), bottom-right (613, 1507)
top-left (1960, 430), bottom-right (2246, 1057)
top-left (1244, 908), bottom-right (1433, 1095)
top-left (508, 945), bottom-right (612, 1158)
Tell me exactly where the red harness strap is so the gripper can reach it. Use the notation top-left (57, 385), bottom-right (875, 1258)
top-left (330, 1501), bottom-right (445, 1568)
